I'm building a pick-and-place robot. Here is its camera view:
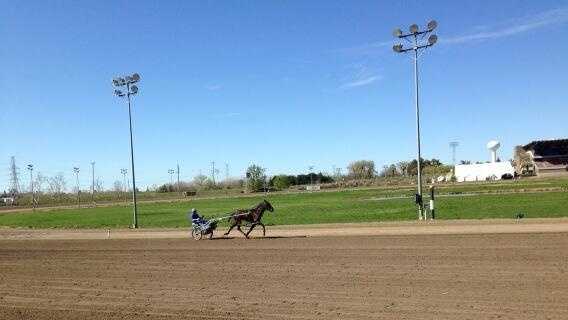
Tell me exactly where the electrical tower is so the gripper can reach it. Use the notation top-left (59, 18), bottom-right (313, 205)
top-left (9, 156), bottom-right (20, 196)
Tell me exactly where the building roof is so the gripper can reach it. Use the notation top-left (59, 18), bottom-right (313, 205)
top-left (523, 139), bottom-right (568, 157)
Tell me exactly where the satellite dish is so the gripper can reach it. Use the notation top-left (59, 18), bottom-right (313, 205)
top-left (131, 73), bottom-right (140, 82)
top-left (392, 44), bottom-right (403, 53)
top-left (130, 85), bottom-right (138, 94)
top-left (393, 28), bottom-right (402, 37)
top-left (427, 20), bottom-right (438, 31)
top-left (428, 34), bottom-right (438, 45)
top-left (409, 24), bottom-right (419, 34)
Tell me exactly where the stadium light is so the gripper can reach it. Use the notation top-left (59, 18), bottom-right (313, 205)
top-left (392, 20), bottom-right (438, 220)
top-left (113, 73), bottom-right (141, 228)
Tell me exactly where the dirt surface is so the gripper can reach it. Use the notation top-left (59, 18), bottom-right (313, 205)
top-left (1, 218), bottom-right (568, 240)
top-left (1, 222), bottom-right (568, 319)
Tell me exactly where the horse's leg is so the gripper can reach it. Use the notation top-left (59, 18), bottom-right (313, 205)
top-left (245, 223), bottom-right (258, 238)
top-left (236, 223), bottom-right (248, 238)
top-left (224, 220), bottom-right (236, 236)
top-left (259, 223), bottom-right (266, 237)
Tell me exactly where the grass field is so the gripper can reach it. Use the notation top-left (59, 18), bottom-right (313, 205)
top-left (0, 179), bottom-right (567, 228)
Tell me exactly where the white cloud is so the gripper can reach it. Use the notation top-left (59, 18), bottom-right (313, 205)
top-left (340, 75), bottom-right (380, 89)
top-left (444, 7), bottom-right (568, 44)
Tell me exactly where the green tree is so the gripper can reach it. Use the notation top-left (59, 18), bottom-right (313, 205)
top-left (271, 175), bottom-right (291, 190)
top-left (246, 164), bottom-right (266, 192)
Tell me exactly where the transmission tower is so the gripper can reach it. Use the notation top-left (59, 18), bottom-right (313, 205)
top-left (9, 156), bottom-right (20, 196)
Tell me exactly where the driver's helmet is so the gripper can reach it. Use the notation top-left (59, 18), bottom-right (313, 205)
top-left (191, 208), bottom-right (196, 213)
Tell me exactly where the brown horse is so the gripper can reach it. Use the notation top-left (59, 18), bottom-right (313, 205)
top-left (224, 200), bottom-right (274, 238)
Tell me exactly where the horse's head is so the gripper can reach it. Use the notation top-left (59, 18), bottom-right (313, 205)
top-left (263, 199), bottom-right (274, 212)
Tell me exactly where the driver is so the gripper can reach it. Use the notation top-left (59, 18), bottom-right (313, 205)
top-left (190, 208), bottom-right (207, 225)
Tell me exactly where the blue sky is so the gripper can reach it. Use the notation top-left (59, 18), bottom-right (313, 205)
top-left (1, 0), bottom-right (568, 191)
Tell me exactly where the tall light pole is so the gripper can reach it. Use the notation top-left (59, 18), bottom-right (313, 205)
top-left (27, 164), bottom-right (34, 208)
top-left (176, 163), bottom-right (180, 191)
top-left (120, 168), bottom-right (128, 202)
top-left (73, 166), bottom-right (80, 207)
top-left (168, 169), bottom-right (175, 188)
top-left (113, 73), bottom-right (141, 228)
top-left (90, 161), bottom-right (95, 205)
top-left (450, 141), bottom-right (459, 177)
top-left (393, 20), bottom-right (438, 220)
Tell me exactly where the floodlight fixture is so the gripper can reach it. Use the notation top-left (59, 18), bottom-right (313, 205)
top-left (428, 34), bottom-right (438, 46)
top-left (409, 24), bottom-right (419, 34)
top-left (427, 20), bottom-right (438, 31)
top-left (113, 77), bottom-right (126, 87)
top-left (393, 44), bottom-right (403, 53)
top-left (393, 28), bottom-right (403, 38)
top-left (130, 85), bottom-right (138, 95)
top-left (131, 73), bottom-right (140, 82)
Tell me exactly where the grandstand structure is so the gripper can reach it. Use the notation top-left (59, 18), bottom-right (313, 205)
top-left (515, 139), bottom-right (568, 177)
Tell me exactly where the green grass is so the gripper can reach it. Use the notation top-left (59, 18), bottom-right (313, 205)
top-left (0, 186), bottom-right (567, 228)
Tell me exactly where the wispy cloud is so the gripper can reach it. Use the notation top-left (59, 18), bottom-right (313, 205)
top-left (339, 62), bottom-right (382, 90)
top-left (205, 84), bottom-right (222, 91)
top-left (334, 7), bottom-right (568, 55)
top-left (340, 76), bottom-right (380, 89)
top-left (444, 7), bottom-right (568, 44)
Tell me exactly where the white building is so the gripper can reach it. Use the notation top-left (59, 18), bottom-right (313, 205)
top-left (455, 162), bottom-right (515, 182)
top-left (454, 140), bottom-right (515, 182)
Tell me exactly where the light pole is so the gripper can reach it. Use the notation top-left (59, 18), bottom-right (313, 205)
top-left (120, 168), bottom-right (128, 202)
top-left (450, 141), bottom-right (459, 177)
top-left (308, 165), bottom-right (314, 186)
top-left (73, 166), bottom-right (80, 207)
top-left (113, 73), bottom-right (141, 228)
top-left (91, 161), bottom-right (95, 205)
top-left (168, 169), bottom-right (175, 189)
top-left (392, 20), bottom-right (438, 220)
top-left (27, 164), bottom-right (34, 208)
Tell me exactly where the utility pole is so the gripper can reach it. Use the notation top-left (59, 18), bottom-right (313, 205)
top-left (27, 164), bottom-right (34, 208)
top-left (113, 73), bottom-right (141, 228)
top-left (392, 20), bottom-right (438, 220)
top-left (91, 161), bottom-right (95, 205)
top-left (73, 167), bottom-right (80, 207)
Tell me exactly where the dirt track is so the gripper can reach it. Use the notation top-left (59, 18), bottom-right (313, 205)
top-left (1, 223), bottom-right (568, 319)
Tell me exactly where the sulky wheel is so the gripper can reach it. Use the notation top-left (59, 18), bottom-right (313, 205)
top-left (191, 228), bottom-right (203, 240)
